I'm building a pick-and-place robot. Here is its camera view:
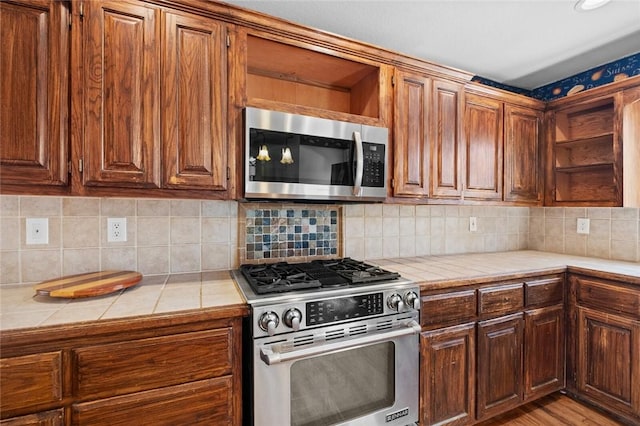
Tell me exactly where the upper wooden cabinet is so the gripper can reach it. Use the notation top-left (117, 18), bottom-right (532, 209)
top-left (393, 70), bottom-right (431, 197)
top-left (162, 12), bottom-right (227, 191)
top-left (82, 0), bottom-right (161, 188)
top-left (544, 77), bottom-right (640, 207)
top-left (81, 1), bottom-right (229, 192)
top-left (392, 71), bottom-right (464, 199)
top-left (463, 93), bottom-right (503, 201)
top-left (504, 105), bottom-right (542, 203)
top-left (0, 0), bottom-right (69, 187)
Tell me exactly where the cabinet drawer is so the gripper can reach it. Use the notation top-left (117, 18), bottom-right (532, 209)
top-left (0, 352), bottom-right (62, 413)
top-left (72, 377), bottom-right (233, 426)
top-left (421, 290), bottom-right (476, 327)
top-left (478, 283), bottom-right (524, 317)
top-left (73, 329), bottom-right (232, 400)
top-left (576, 277), bottom-right (640, 317)
top-left (525, 277), bottom-right (564, 307)
top-left (0, 409), bottom-right (64, 426)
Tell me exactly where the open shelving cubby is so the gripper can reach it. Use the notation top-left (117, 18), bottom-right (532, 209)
top-left (552, 97), bottom-right (618, 204)
top-left (245, 35), bottom-right (382, 122)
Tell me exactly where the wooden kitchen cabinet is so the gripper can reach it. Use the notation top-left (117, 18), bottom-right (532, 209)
top-left (567, 274), bottom-right (640, 424)
top-left (463, 93), bottom-right (503, 201)
top-left (503, 104), bottom-right (542, 203)
top-left (0, 312), bottom-right (244, 425)
top-left (0, 0), bottom-right (69, 188)
top-left (544, 76), bottom-right (640, 206)
top-left (162, 11), bottom-right (228, 190)
top-left (392, 70), bottom-right (464, 199)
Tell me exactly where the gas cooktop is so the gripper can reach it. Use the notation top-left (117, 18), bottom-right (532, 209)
top-left (239, 257), bottom-right (400, 295)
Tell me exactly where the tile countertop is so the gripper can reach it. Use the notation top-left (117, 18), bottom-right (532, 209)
top-left (1, 250), bottom-right (638, 332)
top-left (0, 271), bottom-right (247, 331)
top-left (372, 250), bottom-right (640, 291)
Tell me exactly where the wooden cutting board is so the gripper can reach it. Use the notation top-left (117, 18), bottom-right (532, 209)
top-left (34, 270), bottom-right (143, 298)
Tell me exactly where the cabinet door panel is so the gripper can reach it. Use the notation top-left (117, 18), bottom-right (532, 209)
top-left (393, 71), bottom-right (430, 197)
top-left (421, 323), bottom-right (475, 426)
top-left (431, 79), bottom-right (463, 198)
top-left (0, 0), bottom-right (68, 186)
top-left (477, 313), bottom-right (523, 420)
top-left (577, 307), bottom-right (640, 417)
top-left (83, 0), bottom-right (160, 187)
top-left (163, 12), bottom-right (227, 190)
top-left (504, 104), bottom-right (541, 203)
top-left (463, 94), bottom-right (502, 200)
top-left (524, 306), bottom-right (564, 401)
top-left (0, 409), bottom-right (64, 426)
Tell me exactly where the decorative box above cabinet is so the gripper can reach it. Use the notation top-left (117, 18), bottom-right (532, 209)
top-left (0, 0), bottom-right (69, 187)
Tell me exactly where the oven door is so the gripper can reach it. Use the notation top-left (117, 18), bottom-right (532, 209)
top-left (252, 315), bottom-right (420, 426)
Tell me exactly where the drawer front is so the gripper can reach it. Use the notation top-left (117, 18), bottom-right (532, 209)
top-left (73, 328), bottom-right (232, 400)
top-left (0, 409), bottom-right (64, 426)
top-left (72, 377), bottom-right (233, 426)
top-left (576, 277), bottom-right (640, 317)
top-left (421, 290), bottom-right (476, 327)
top-left (478, 283), bottom-right (524, 318)
top-left (525, 277), bottom-right (564, 308)
top-left (0, 352), bottom-right (62, 414)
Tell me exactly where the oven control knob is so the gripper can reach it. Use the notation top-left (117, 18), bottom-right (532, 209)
top-left (404, 292), bottom-right (420, 310)
top-left (283, 308), bottom-right (302, 331)
top-left (258, 311), bottom-right (279, 336)
top-left (387, 293), bottom-right (405, 312)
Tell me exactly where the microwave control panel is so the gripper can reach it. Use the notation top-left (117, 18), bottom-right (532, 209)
top-left (362, 142), bottom-right (385, 187)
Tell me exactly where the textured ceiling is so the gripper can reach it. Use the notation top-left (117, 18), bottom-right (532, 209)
top-left (223, 0), bottom-right (640, 90)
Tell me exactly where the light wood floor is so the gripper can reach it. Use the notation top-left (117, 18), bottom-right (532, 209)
top-left (477, 392), bottom-right (627, 426)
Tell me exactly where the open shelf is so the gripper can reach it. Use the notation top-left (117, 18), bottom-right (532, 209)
top-left (555, 98), bottom-right (614, 142)
top-left (554, 164), bottom-right (616, 202)
top-left (246, 35), bottom-right (381, 119)
top-left (555, 135), bottom-right (614, 169)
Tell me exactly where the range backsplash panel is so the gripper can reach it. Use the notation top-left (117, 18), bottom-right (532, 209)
top-left (239, 203), bottom-right (341, 263)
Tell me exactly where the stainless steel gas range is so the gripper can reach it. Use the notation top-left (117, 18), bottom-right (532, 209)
top-left (233, 258), bottom-right (420, 426)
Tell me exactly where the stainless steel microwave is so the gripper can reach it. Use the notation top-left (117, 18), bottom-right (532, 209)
top-left (244, 107), bottom-right (389, 202)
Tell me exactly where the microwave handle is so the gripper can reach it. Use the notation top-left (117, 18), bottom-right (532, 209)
top-left (353, 131), bottom-right (364, 196)
top-left (260, 319), bottom-right (421, 365)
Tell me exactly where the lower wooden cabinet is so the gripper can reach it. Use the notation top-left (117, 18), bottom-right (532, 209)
top-left (476, 313), bottom-right (524, 421)
top-left (421, 323), bottom-right (476, 425)
top-left (0, 313), bottom-right (244, 425)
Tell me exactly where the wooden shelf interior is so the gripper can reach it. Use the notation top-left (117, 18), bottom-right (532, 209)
top-left (555, 135), bottom-right (614, 169)
top-left (554, 98), bottom-right (614, 142)
top-left (246, 35), bottom-right (380, 118)
top-left (555, 164), bottom-right (616, 202)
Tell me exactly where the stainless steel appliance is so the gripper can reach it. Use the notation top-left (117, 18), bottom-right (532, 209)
top-left (234, 258), bottom-right (420, 426)
top-left (244, 107), bottom-right (389, 202)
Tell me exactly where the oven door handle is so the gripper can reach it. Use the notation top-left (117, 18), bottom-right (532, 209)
top-left (260, 319), bottom-right (421, 365)
top-left (352, 131), bottom-right (364, 196)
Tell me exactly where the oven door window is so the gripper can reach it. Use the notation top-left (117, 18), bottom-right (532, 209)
top-left (290, 341), bottom-right (395, 426)
top-left (249, 128), bottom-right (354, 186)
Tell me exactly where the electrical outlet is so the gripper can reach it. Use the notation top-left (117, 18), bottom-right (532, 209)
top-left (577, 218), bottom-right (590, 234)
top-left (107, 217), bottom-right (127, 242)
top-left (26, 218), bottom-right (49, 245)
top-left (469, 216), bottom-right (478, 232)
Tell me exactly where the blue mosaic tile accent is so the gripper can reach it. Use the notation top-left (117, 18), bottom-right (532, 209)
top-left (472, 52), bottom-right (640, 101)
top-left (244, 207), bottom-right (340, 260)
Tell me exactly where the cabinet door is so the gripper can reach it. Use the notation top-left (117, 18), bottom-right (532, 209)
top-left (463, 94), bottom-right (503, 200)
top-left (504, 104), bottom-right (542, 203)
top-left (393, 70), bottom-right (430, 197)
top-left (162, 12), bottom-right (227, 190)
top-left (0, 0), bottom-right (68, 186)
top-left (431, 79), bottom-right (463, 199)
top-left (421, 323), bottom-right (475, 426)
top-left (477, 313), bottom-right (523, 420)
top-left (83, 0), bottom-right (160, 188)
top-left (524, 305), bottom-right (564, 401)
top-left (0, 409), bottom-right (64, 426)
top-left (577, 307), bottom-right (640, 419)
